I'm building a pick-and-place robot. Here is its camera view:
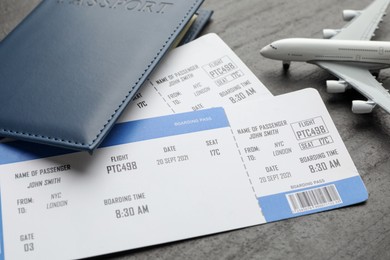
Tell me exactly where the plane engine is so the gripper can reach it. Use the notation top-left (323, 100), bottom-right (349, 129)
top-left (342, 10), bottom-right (361, 21)
top-left (326, 80), bottom-right (349, 93)
top-left (352, 100), bottom-right (376, 114)
top-left (323, 29), bottom-right (341, 39)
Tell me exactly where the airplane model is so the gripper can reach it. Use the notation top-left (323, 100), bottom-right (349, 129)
top-left (260, 0), bottom-right (390, 114)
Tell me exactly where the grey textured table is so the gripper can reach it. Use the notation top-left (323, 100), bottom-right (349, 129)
top-left (1, 0), bottom-right (390, 259)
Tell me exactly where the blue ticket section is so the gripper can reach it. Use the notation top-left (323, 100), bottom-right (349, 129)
top-left (258, 176), bottom-right (368, 222)
top-left (0, 108), bottom-right (229, 165)
top-left (100, 107), bottom-right (229, 148)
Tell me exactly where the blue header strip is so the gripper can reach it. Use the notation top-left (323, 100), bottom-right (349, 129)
top-left (259, 176), bottom-right (368, 222)
top-left (100, 107), bottom-right (229, 147)
top-left (0, 108), bottom-right (229, 165)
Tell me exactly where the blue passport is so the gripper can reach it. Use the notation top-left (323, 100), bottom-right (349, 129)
top-left (0, 0), bottom-right (208, 151)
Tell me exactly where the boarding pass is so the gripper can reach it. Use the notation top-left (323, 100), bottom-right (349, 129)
top-left (0, 88), bottom-right (367, 259)
top-left (118, 33), bottom-right (272, 121)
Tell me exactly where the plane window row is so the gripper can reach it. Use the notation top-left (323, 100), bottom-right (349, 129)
top-left (338, 48), bottom-right (377, 52)
top-left (270, 44), bottom-right (277, 50)
top-left (315, 55), bottom-right (352, 59)
top-left (362, 57), bottom-right (390, 61)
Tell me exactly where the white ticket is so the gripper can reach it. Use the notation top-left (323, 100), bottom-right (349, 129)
top-left (0, 89), bottom-right (367, 259)
top-left (118, 33), bottom-right (272, 122)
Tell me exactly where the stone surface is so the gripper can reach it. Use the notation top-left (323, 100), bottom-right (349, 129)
top-left (1, 0), bottom-right (390, 259)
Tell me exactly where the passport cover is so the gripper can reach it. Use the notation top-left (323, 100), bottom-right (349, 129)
top-left (0, 0), bottom-right (205, 151)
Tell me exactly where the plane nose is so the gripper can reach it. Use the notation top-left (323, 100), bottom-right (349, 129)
top-left (260, 45), bottom-right (271, 58)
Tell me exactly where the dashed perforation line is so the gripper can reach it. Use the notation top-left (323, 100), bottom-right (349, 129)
top-left (152, 82), bottom-right (176, 114)
top-left (229, 128), bottom-right (258, 199)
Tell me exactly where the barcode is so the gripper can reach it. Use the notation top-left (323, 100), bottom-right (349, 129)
top-left (286, 184), bottom-right (342, 213)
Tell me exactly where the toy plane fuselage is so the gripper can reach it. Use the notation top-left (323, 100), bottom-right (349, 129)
top-left (261, 38), bottom-right (390, 67)
top-left (260, 0), bottom-right (390, 114)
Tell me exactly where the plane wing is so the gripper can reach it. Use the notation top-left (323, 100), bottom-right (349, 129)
top-left (332, 0), bottom-right (390, 40)
top-left (314, 61), bottom-right (390, 113)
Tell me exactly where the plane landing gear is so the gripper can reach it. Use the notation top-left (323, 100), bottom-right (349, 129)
top-left (283, 61), bottom-right (290, 70)
top-left (371, 70), bottom-right (380, 78)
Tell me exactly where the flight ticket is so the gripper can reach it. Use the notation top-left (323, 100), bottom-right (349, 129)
top-left (0, 89), bottom-right (367, 259)
top-left (0, 34), bottom-right (367, 259)
top-left (118, 33), bottom-right (272, 121)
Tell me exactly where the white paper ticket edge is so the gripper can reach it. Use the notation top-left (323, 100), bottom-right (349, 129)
top-left (0, 88), bottom-right (367, 259)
